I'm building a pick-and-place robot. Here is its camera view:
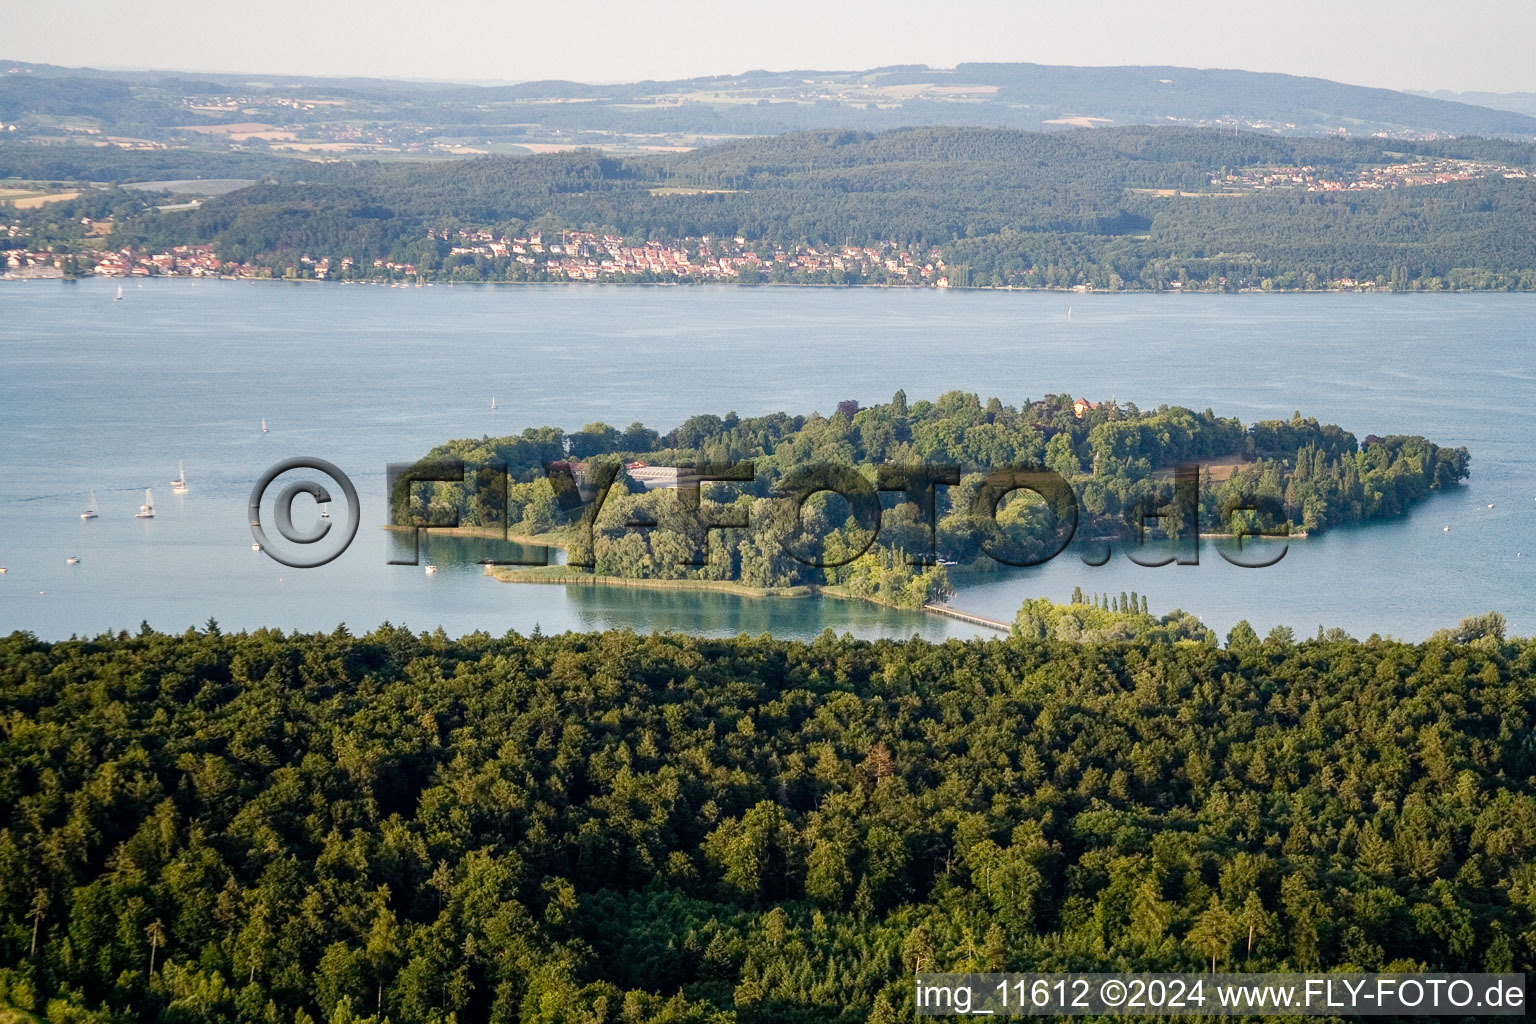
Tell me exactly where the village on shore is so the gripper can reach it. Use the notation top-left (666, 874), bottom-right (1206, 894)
top-left (4, 227), bottom-right (948, 284)
top-left (0, 226), bottom-right (1418, 291)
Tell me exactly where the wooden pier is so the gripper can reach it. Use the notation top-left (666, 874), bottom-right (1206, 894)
top-left (923, 603), bottom-right (1012, 633)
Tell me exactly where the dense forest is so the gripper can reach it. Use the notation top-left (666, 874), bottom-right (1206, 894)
top-left (0, 148), bottom-right (286, 186)
top-left (0, 615), bottom-right (1530, 1024)
top-left (403, 391), bottom-right (1469, 606)
top-left (7, 126), bottom-right (1536, 289)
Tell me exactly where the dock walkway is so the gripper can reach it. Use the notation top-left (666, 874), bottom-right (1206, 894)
top-left (923, 603), bottom-right (1012, 633)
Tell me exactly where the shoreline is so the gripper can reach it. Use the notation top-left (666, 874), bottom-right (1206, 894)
top-left (486, 564), bottom-right (824, 600)
top-left (391, 523), bottom-right (1308, 623)
top-left (14, 275), bottom-right (1536, 295)
top-left (485, 564), bottom-right (938, 615)
top-left (383, 524), bottom-right (935, 614)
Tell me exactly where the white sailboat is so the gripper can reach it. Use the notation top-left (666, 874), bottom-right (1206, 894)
top-left (171, 461), bottom-right (188, 493)
top-left (135, 489), bottom-right (155, 519)
top-left (115, 285), bottom-right (123, 301)
top-left (491, 397), bottom-right (498, 411)
top-left (261, 418), bottom-right (268, 434)
top-left (81, 491), bottom-right (98, 519)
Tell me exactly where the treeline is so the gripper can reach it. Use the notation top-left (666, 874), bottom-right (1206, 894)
top-left (1014, 591), bottom-right (1214, 644)
top-left (0, 618), bottom-right (1531, 1024)
top-left (404, 392), bottom-right (1468, 597)
top-left (7, 127), bottom-right (1536, 289)
top-left (0, 146), bottom-right (287, 184)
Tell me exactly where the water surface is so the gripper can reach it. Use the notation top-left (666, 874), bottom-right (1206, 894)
top-left (1, 279), bottom-right (1530, 641)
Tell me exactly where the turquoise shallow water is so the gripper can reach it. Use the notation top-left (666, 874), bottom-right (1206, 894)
top-left (1, 278), bottom-right (1531, 641)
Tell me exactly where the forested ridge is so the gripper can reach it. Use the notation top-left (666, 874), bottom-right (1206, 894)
top-left (7, 60), bottom-right (1536, 143)
top-left (10, 126), bottom-right (1536, 289)
top-left (1, 621), bottom-right (1532, 1023)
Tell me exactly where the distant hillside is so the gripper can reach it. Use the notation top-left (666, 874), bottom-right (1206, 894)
top-left (1414, 90), bottom-right (1536, 119)
top-left (922, 63), bottom-right (1536, 138)
top-left (2, 59), bottom-right (1534, 161)
top-left (10, 125), bottom-right (1534, 291)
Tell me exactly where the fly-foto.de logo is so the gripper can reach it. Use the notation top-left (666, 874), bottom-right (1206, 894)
top-left (249, 457), bottom-right (1290, 571)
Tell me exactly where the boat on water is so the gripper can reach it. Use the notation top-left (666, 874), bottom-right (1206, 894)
top-left (252, 542), bottom-right (261, 551)
top-left (261, 418), bottom-right (268, 433)
top-left (319, 501), bottom-right (330, 519)
top-left (135, 489), bottom-right (155, 519)
top-left (81, 490), bottom-right (99, 519)
top-left (491, 397), bottom-right (498, 411)
top-left (66, 556), bottom-right (80, 565)
top-left (114, 285), bottom-right (123, 301)
top-left (424, 565), bottom-right (438, 575)
top-left (171, 461), bottom-right (188, 493)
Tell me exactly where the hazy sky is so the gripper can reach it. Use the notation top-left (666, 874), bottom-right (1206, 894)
top-left (7, 0), bottom-right (1534, 94)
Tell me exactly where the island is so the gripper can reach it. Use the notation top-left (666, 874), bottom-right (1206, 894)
top-left (391, 390), bottom-right (1470, 613)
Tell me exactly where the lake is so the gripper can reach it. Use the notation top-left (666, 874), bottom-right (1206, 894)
top-left (1, 278), bottom-right (1531, 642)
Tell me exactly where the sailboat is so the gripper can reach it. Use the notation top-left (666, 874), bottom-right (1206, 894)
top-left (171, 461), bottom-right (187, 493)
top-left (1067, 306), bottom-right (1073, 319)
top-left (319, 501), bottom-right (330, 519)
top-left (261, 418), bottom-right (268, 434)
top-left (135, 489), bottom-right (155, 519)
top-left (491, 397), bottom-right (498, 411)
top-left (115, 285), bottom-right (123, 301)
top-left (81, 491), bottom-right (98, 519)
